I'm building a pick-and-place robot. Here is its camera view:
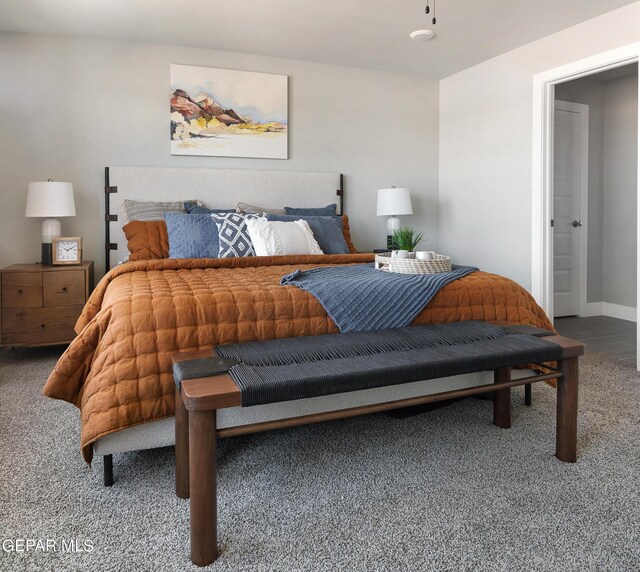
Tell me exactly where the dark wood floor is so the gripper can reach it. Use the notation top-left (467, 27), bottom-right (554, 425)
top-left (555, 316), bottom-right (637, 366)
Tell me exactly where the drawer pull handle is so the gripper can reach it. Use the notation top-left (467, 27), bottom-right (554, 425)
top-left (62, 287), bottom-right (68, 292)
top-left (18, 289), bottom-right (23, 294)
top-left (40, 324), bottom-right (46, 329)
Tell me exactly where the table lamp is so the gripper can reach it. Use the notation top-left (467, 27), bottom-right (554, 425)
top-left (376, 187), bottom-right (413, 249)
top-left (25, 180), bottom-right (76, 265)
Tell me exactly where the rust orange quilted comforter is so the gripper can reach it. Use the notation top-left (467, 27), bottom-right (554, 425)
top-left (43, 254), bottom-right (552, 462)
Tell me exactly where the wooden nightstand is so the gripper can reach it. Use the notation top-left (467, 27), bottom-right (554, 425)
top-left (0, 261), bottom-right (94, 347)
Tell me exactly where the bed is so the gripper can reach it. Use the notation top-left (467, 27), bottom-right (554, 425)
top-left (43, 166), bottom-right (553, 477)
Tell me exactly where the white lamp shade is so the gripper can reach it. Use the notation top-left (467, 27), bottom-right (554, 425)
top-left (25, 181), bottom-right (76, 217)
top-left (376, 187), bottom-right (413, 217)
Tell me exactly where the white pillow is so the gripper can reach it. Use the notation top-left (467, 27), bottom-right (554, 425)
top-left (245, 218), bottom-right (324, 256)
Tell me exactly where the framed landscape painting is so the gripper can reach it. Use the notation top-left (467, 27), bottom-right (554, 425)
top-left (170, 64), bottom-right (288, 159)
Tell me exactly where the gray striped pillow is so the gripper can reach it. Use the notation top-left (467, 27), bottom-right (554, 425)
top-left (236, 202), bottom-right (286, 215)
top-left (121, 199), bottom-right (198, 223)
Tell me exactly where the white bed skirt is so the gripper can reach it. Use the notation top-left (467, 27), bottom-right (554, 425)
top-left (93, 370), bottom-right (533, 456)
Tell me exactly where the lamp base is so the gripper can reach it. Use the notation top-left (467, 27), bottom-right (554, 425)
top-left (41, 217), bottom-right (61, 265)
top-left (42, 218), bottom-right (61, 243)
top-left (386, 216), bottom-right (401, 250)
top-left (41, 243), bottom-right (53, 265)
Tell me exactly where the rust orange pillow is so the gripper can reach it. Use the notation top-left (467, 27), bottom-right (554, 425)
top-left (341, 215), bottom-right (357, 254)
top-left (123, 220), bottom-right (169, 261)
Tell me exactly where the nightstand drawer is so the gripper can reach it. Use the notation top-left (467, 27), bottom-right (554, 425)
top-left (43, 270), bottom-right (85, 307)
top-left (1, 273), bottom-right (42, 308)
top-left (1, 305), bottom-right (82, 345)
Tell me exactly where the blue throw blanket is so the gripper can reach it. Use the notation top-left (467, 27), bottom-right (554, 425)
top-left (281, 263), bottom-right (478, 332)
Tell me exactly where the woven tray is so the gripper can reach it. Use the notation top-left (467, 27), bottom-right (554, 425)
top-left (375, 252), bottom-right (452, 274)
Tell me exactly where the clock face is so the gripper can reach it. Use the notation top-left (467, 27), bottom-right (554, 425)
top-left (57, 241), bottom-right (78, 260)
top-left (53, 237), bottom-right (81, 264)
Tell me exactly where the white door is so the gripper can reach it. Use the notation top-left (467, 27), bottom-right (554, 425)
top-left (553, 100), bottom-right (588, 318)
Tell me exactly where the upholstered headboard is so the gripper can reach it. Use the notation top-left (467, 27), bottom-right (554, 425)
top-left (104, 166), bottom-right (344, 272)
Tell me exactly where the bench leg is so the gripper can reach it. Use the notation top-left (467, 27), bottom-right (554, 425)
top-left (493, 367), bottom-right (511, 429)
top-left (175, 385), bottom-right (190, 499)
top-left (189, 410), bottom-right (218, 566)
top-left (556, 356), bottom-right (578, 463)
top-left (524, 383), bottom-right (532, 406)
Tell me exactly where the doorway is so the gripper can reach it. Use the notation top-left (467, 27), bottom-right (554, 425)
top-left (552, 65), bottom-right (638, 323)
top-left (532, 43), bottom-right (640, 368)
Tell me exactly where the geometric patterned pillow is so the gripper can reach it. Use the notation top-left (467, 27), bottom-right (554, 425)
top-left (211, 213), bottom-right (264, 258)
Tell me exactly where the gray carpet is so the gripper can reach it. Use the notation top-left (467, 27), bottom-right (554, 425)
top-left (0, 347), bottom-right (639, 572)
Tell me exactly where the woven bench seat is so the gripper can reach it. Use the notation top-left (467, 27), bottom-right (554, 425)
top-left (172, 321), bottom-right (584, 566)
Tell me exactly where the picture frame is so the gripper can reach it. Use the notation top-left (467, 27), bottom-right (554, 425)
top-left (170, 64), bottom-right (288, 159)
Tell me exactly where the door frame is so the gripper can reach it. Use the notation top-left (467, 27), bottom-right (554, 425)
top-left (531, 42), bottom-right (640, 368)
top-left (553, 100), bottom-right (589, 318)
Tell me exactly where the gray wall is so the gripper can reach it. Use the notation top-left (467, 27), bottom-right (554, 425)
top-left (439, 1), bottom-right (640, 291)
top-left (603, 72), bottom-right (638, 308)
top-left (555, 68), bottom-right (638, 309)
top-left (0, 33), bottom-right (439, 275)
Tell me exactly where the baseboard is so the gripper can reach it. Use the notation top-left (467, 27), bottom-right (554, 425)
top-left (602, 303), bottom-right (637, 322)
top-left (580, 302), bottom-right (603, 317)
top-left (580, 302), bottom-right (637, 322)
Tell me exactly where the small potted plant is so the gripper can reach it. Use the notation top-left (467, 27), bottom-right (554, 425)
top-left (392, 227), bottom-right (424, 257)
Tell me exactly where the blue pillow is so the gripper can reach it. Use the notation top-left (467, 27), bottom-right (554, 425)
top-left (284, 204), bottom-right (337, 217)
top-left (266, 214), bottom-right (349, 254)
top-left (184, 202), bottom-right (236, 215)
top-left (165, 212), bottom-right (219, 258)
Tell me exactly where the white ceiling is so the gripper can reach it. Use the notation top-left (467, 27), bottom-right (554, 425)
top-left (1, 0), bottom-right (637, 77)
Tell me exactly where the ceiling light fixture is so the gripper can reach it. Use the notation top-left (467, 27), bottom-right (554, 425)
top-left (410, 1), bottom-right (437, 42)
top-left (410, 29), bottom-right (436, 41)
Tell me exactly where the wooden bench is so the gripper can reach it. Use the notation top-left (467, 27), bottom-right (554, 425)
top-left (172, 330), bottom-right (583, 566)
